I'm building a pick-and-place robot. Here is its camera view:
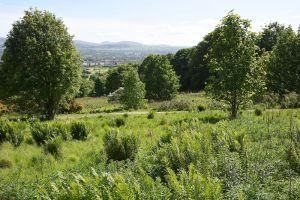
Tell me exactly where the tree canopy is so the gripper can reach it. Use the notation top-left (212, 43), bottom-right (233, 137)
top-left (0, 9), bottom-right (82, 120)
top-left (267, 27), bottom-right (300, 96)
top-left (140, 55), bottom-right (179, 101)
top-left (207, 12), bottom-right (260, 118)
top-left (120, 68), bottom-right (145, 109)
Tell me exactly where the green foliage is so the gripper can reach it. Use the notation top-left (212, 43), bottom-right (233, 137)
top-left (254, 108), bottom-right (263, 116)
top-left (120, 68), bottom-right (146, 109)
top-left (103, 130), bottom-right (140, 161)
top-left (0, 159), bottom-right (12, 169)
top-left (147, 111), bottom-right (155, 119)
top-left (258, 22), bottom-right (286, 52)
top-left (166, 165), bottom-right (223, 200)
top-left (207, 12), bottom-right (261, 118)
top-left (30, 122), bottom-right (68, 145)
top-left (171, 48), bottom-right (195, 91)
top-left (187, 33), bottom-right (213, 91)
top-left (197, 104), bottom-right (206, 112)
top-left (93, 74), bottom-right (106, 97)
top-left (70, 122), bottom-right (89, 140)
top-left (0, 120), bottom-right (23, 147)
top-left (114, 118), bottom-right (125, 127)
top-left (141, 55), bottom-right (179, 100)
top-left (267, 27), bottom-right (300, 95)
top-left (105, 64), bottom-right (135, 94)
top-left (77, 78), bottom-right (94, 97)
top-left (0, 9), bottom-right (82, 120)
top-left (43, 137), bottom-right (62, 158)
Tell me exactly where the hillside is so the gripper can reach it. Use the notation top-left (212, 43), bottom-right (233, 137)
top-left (0, 37), bottom-right (183, 65)
top-left (74, 40), bottom-right (183, 66)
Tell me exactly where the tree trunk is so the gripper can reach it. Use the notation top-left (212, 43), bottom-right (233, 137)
top-left (44, 99), bottom-right (56, 120)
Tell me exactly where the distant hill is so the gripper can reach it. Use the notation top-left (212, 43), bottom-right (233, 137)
top-left (74, 40), bottom-right (184, 66)
top-left (0, 37), bottom-right (184, 65)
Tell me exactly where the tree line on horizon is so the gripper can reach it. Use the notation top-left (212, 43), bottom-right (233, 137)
top-left (0, 9), bottom-right (299, 120)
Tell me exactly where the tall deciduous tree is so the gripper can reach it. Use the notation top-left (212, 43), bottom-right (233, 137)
top-left (0, 9), bottom-right (82, 120)
top-left (267, 27), bottom-right (300, 96)
top-left (120, 68), bottom-right (145, 109)
top-left (141, 55), bottom-right (179, 100)
top-left (207, 12), bottom-right (259, 118)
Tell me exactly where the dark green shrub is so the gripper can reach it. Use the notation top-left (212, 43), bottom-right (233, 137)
top-left (43, 138), bottom-right (62, 158)
top-left (71, 122), bottom-right (88, 140)
top-left (30, 123), bottom-right (50, 145)
top-left (115, 118), bottom-right (125, 127)
top-left (31, 123), bottom-right (69, 145)
top-left (25, 137), bottom-right (35, 145)
top-left (197, 104), bottom-right (206, 112)
top-left (8, 130), bottom-right (24, 147)
top-left (0, 159), bottom-right (12, 168)
top-left (0, 120), bottom-right (23, 147)
top-left (254, 108), bottom-right (262, 116)
top-left (0, 120), bottom-right (11, 143)
top-left (103, 130), bottom-right (139, 161)
top-left (147, 111), bottom-right (155, 119)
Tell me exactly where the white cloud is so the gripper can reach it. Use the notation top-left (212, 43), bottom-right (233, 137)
top-left (63, 17), bottom-right (218, 46)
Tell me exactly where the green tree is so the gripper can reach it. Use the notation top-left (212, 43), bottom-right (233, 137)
top-left (267, 27), bottom-right (300, 96)
top-left (258, 22), bottom-right (285, 53)
top-left (120, 68), bottom-right (145, 109)
top-left (188, 33), bottom-right (213, 91)
top-left (94, 76), bottom-right (106, 97)
top-left (207, 12), bottom-right (259, 118)
top-left (77, 78), bottom-right (94, 97)
top-left (105, 64), bottom-right (136, 94)
top-left (0, 9), bottom-right (82, 120)
top-left (141, 55), bottom-right (179, 100)
top-left (171, 48), bottom-right (193, 91)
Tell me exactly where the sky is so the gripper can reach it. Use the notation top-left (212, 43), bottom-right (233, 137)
top-left (0, 0), bottom-right (300, 46)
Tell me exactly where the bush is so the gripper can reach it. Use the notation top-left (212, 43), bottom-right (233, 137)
top-left (103, 130), bottom-right (139, 161)
top-left (71, 122), bottom-right (89, 140)
top-left (8, 130), bottom-right (24, 147)
top-left (0, 159), bottom-right (12, 168)
top-left (254, 108), bottom-right (263, 116)
top-left (30, 123), bottom-right (68, 145)
top-left (43, 137), bottom-right (62, 158)
top-left (0, 120), bottom-right (23, 147)
top-left (114, 118), bottom-right (125, 127)
top-left (197, 104), bottom-right (206, 112)
top-left (0, 120), bottom-right (11, 143)
top-left (147, 111), bottom-right (155, 119)
top-left (158, 99), bottom-right (192, 111)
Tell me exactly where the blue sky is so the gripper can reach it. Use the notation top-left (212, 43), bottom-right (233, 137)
top-left (0, 0), bottom-right (300, 46)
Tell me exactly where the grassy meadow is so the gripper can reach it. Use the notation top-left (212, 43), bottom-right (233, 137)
top-left (0, 93), bottom-right (300, 199)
